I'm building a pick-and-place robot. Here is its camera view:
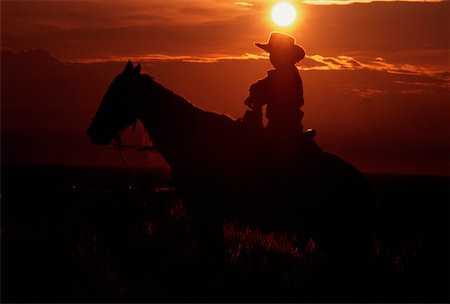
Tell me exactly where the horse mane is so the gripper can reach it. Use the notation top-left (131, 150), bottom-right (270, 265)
top-left (135, 73), bottom-right (241, 179)
top-left (140, 73), bottom-right (235, 120)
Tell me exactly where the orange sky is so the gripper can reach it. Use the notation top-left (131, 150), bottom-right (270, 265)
top-left (1, 1), bottom-right (449, 175)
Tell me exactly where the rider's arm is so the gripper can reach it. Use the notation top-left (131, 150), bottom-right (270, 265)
top-left (244, 77), bottom-right (269, 110)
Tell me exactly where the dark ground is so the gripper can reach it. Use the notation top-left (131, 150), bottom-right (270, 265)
top-left (1, 165), bottom-right (449, 302)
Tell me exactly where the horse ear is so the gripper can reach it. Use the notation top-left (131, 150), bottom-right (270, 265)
top-left (135, 64), bottom-right (141, 75)
top-left (124, 60), bottom-right (134, 74)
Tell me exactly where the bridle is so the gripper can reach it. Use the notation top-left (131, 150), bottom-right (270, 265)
top-left (95, 72), bottom-right (156, 168)
top-left (110, 118), bottom-right (156, 168)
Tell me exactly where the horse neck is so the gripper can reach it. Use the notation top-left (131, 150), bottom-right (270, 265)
top-left (137, 77), bottom-right (194, 122)
top-left (134, 76), bottom-right (238, 175)
top-left (135, 76), bottom-right (200, 161)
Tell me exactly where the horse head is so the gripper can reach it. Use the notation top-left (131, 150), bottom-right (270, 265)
top-left (87, 60), bottom-right (145, 145)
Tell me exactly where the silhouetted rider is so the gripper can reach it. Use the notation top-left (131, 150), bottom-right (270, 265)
top-left (244, 32), bottom-right (306, 140)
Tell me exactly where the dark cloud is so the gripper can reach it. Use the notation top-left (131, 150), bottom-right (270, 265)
top-left (2, 0), bottom-right (447, 66)
top-left (306, 54), bottom-right (449, 86)
top-left (295, 2), bottom-right (448, 59)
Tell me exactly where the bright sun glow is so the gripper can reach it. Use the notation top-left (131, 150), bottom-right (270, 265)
top-left (271, 2), bottom-right (296, 26)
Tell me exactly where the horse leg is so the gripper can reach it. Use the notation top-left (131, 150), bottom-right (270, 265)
top-left (184, 194), bottom-right (225, 298)
top-left (312, 181), bottom-right (375, 300)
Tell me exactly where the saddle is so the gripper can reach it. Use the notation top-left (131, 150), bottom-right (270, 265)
top-left (238, 110), bottom-right (317, 140)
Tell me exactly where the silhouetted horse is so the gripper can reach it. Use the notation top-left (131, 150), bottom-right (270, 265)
top-left (87, 61), bottom-right (376, 295)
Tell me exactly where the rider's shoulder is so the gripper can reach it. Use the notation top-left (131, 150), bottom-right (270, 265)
top-left (250, 76), bottom-right (270, 91)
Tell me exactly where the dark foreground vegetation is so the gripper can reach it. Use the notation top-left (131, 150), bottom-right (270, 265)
top-left (1, 166), bottom-right (449, 302)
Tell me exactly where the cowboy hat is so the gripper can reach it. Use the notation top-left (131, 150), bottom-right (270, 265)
top-left (255, 32), bottom-right (305, 62)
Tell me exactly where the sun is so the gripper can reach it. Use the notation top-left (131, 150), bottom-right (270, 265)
top-left (271, 2), bottom-right (296, 27)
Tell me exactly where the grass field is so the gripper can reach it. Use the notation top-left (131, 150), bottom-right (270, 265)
top-left (1, 166), bottom-right (448, 302)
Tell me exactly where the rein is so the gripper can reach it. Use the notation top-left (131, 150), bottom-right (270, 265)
top-left (111, 129), bottom-right (156, 157)
top-left (111, 142), bottom-right (156, 154)
top-left (110, 122), bottom-right (157, 167)
top-left (113, 142), bottom-right (156, 168)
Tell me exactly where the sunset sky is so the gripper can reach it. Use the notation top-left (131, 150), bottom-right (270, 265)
top-left (1, 0), bottom-right (449, 175)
